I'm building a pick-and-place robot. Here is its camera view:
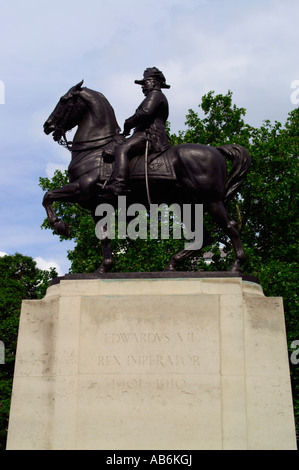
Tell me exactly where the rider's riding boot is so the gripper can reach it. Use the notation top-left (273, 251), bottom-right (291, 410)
top-left (104, 149), bottom-right (130, 197)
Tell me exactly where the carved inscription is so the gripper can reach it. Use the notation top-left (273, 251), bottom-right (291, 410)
top-left (103, 332), bottom-right (194, 344)
top-left (98, 330), bottom-right (199, 372)
top-left (98, 354), bottom-right (199, 367)
top-left (111, 377), bottom-right (188, 392)
top-left (127, 354), bottom-right (199, 367)
top-left (95, 329), bottom-right (201, 397)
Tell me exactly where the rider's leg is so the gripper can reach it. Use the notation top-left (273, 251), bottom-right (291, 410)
top-left (108, 132), bottom-right (147, 194)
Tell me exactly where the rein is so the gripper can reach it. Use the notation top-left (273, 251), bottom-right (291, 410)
top-left (59, 134), bottom-right (115, 152)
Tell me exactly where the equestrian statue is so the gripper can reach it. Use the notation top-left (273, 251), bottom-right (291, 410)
top-left (42, 67), bottom-right (251, 273)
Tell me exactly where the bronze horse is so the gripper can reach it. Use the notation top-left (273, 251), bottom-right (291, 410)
top-left (43, 80), bottom-right (251, 273)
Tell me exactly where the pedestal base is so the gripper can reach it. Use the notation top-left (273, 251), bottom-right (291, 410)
top-left (7, 275), bottom-right (297, 450)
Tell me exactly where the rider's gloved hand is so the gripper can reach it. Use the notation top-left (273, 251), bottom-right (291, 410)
top-left (123, 118), bottom-right (134, 136)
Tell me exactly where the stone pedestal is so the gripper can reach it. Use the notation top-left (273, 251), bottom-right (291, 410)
top-left (7, 275), bottom-right (297, 450)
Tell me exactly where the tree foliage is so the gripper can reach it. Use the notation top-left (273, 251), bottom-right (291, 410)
top-left (37, 90), bottom-right (298, 443)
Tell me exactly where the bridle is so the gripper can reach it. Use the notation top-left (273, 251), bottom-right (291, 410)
top-left (53, 92), bottom-right (115, 152)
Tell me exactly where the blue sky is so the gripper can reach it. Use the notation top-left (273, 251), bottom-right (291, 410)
top-left (0, 0), bottom-right (298, 275)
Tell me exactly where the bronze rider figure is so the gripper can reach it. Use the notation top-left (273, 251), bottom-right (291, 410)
top-left (105, 67), bottom-right (171, 196)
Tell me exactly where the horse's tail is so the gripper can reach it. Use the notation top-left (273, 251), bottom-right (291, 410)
top-left (217, 144), bottom-right (252, 204)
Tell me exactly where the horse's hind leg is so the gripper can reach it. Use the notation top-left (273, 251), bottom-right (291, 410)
top-left (207, 200), bottom-right (245, 273)
top-left (92, 215), bottom-right (114, 273)
top-left (164, 225), bottom-right (213, 271)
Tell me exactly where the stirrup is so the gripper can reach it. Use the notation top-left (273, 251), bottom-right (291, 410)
top-left (96, 182), bottom-right (108, 192)
top-left (104, 181), bottom-right (130, 196)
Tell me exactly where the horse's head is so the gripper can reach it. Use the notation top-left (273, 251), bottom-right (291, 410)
top-left (43, 80), bottom-right (85, 142)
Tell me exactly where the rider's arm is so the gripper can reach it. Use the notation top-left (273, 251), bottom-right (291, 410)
top-left (124, 91), bottom-right (162, 133)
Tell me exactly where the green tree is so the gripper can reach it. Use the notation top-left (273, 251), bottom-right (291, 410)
top-left (0, 253), bottom-right (57, 449)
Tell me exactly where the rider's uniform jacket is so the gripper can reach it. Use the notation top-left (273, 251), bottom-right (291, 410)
top-left (125, 88), bottom-right (170, 152)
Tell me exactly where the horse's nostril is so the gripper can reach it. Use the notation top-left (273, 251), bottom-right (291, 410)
top-left (43, 119), bottom-right (56, 134)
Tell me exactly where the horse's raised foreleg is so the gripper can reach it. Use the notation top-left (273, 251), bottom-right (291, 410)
top-left (42, 182), bottom-right (81, 237)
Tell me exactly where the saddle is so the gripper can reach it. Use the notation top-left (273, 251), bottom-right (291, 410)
top-left (100, 148), bottom-right (176, 182)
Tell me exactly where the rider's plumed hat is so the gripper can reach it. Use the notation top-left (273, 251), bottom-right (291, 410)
top-left (135, 67), bottom-right (170, 89)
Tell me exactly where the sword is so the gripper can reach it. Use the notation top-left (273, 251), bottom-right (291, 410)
top-left (145, 134), bottom-right (152, 205)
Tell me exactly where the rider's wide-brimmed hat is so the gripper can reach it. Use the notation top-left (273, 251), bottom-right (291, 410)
top-left (134, 67), bottom-right (170, 89)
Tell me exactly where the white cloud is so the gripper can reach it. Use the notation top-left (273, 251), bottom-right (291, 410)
top-left (46, 162), bottom-right (68, 179)
top-left (34, 256), bottom-right (63, 276)
top-left (0, 251), bottom-right (8, 257)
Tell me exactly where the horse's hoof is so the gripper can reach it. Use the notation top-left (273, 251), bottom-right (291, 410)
top-left (94, 266), bottom-right (106, 274)
top-left (94, 260), bottom-right (113, 274)
top-left (163, 264), bottom-right (177, 272)
top-left (228, 262), bottom-right (243, 274)
top-left (53, 220), bottom-right (71, 237)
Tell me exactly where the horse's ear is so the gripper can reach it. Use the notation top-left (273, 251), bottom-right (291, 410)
top-left (75, 79), bottom-right (84, 91)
